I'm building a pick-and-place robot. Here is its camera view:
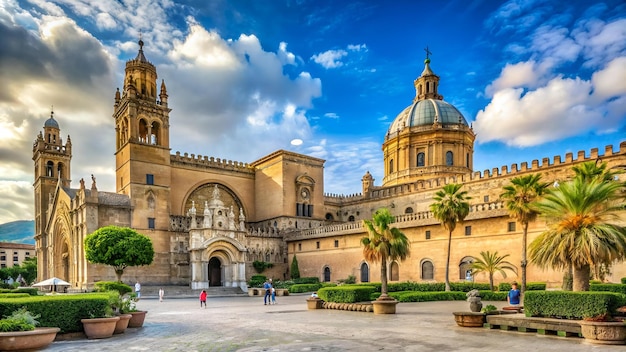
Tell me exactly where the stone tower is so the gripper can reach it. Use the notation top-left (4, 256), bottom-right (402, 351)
top-left (113, 39), bottom-right (172, 234)
top-left (382, 56), bottom-right (475, 186)
top-left (32, 110), bottom-right (72, 277)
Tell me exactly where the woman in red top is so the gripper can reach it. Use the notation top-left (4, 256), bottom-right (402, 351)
top-left (200, 290), bottom-right (207, 308)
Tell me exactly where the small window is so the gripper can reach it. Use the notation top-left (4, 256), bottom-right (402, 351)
top-left (334, 240), bottom-right (339, 248)
top-left (405, 207), bottom-right (414, 214)
top-left (483, 195), bottom-right (489, 203)
top-left (421, 260), bottom-right (434, 280)
top-left (348, 215), bottom-right (355, 222)
top-left (13, 252), bottom-right (17, 255)
top-left (148, 217), bottom-right (155, 229)
top-left (298, 243), bottom-right (302, 251)
top-left (146, 174), bottom-right (154, 185)
top-left (389, 159), bottom-right (394, 173)
top-left (446, 151), bottom-right (453, 166)
top-left (417, 152), bottom-right (425, 167)
top-left (25, 252), bottom-right (30, 255)
top-left (316, 241), bottom-right (320, 249)
top-left (508, 222), bottom-right (516, 232)
top-left (0, 256), bottom-right (5, 261)
top-left (13, 256), bottom-right (18, 262)
top-left (0, 264), bottom-right (5, 268)
top-left (425, 230), bottom-right (431, 240)
top-left (465, 226), bottom-right (471, 236)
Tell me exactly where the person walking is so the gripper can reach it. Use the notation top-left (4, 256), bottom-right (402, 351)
top-left (200, 290), bottom-right (207, 308)
top-left (135, 281), bottom-right (141, 299)
top-left (263, 279), bottom-right (272, 305)
top-left (159, 287), bottom-right (164, 302)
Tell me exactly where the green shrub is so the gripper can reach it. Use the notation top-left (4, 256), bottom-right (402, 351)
top-left (590, 283), bottom-right (626, 295)
top-left (0, 307), bottom-right (39, 332)
top-left (482, 304), bottom-right (498, 313)
top-left (0, 292), bottom-right (115, 333)
top-left (318, 286), bottom-right (376, 303)
top-left (478, 290), bottom-right (507, 301)
top-left (448, 282), bottom-right (491, 292)
top-left (589, 280), bottom-right (602, 285)
top-left (320, 282), bottom-right (337, 288)
top-left (289, 284), bottom-right (321, 293)
top-left (252, 261), bottom-right (273, 273)
top-left (498, 282), bottom-right (546, 292)
top-left (378, 291), bottom-right (466, 302)
top-left (621, 277), bottom-right (626, 284)
top-left (0, 293), bottom-right (30, 299)
top-left (94, 281), bottom-right (132, 296)
top-left (248, 275), bottom-right (267, 288)
top-left (290, 255), bottom-right (300, 279)
top-left (293, 277), bottom-right (320, 285)
top-left (0, 288), bottom-right (39, 296)
top-left (524, 291), bottom-right (626, 319)
top-left (338, 275), bottom-right (356, 284)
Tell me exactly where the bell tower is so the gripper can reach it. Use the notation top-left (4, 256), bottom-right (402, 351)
top-left (113, 38), bottom-right (172, 232)
top-left (33, 109), bottom-right (72, 277)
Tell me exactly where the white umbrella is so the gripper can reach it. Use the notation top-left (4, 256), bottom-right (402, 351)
top-left (32, 277), bottom-right (71, 287)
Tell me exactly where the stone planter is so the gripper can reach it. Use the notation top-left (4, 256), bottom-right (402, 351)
top-left (81, 316), bottom-right (120, 339)
top-left (127, 310), bottom-right (148, 328)
top-left (372, 297), bottom-right (399, 314)
top-left (453, 312), bottom-right (486, 327)
top-left (579, 320), bottom-right (626, 345)
top-left (306, 298), bottom-right (323, 309)
top-left (0, 327), bottom-right (60, 351)
top-left (114, 314), bottom-right (132, 334)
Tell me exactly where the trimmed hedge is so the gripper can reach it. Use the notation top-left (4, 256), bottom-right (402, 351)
top-left (0, 292), bottom-right (115, 333)
top-left (370, 290), bottom-right (507, 302)
top-left (498, 282), bottom-right (546, 292)
top-left (94, 281), bottom-right (132, 296)
top-left (524, 291), bottom-right (626, 319)
top-left (621, 277), bottom-right (626, 284)
top-left (590, 283), bottom-right (626, 295)
top-left (294, 277), bottom-right (320, 284)
top-left (0, 293), bottom-right (30, 299)
top-left (248, 275), bottom-right (267, 288)
top-left (289, 283), bottom-right (321, 293)
top-left (318, 285), bottom-right (376, 303)
top-left (0, 288), bottom-right (39, 296)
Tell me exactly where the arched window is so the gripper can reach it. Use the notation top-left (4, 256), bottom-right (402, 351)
top-left (151, 122), bottom-right (160, 145)
top-left (46, 161), bottom-right (54, 177)
top-left (348, 215), bottom-right (355, 222)
top-left (417, 152), bottom-right (425, 167)
top-left (323, 266), bottom-right (331, 282)
top-left (389, 159), bottom-right (394, 173)
top-left (421, 260), bottom-right (434, 280)
top-left (466, 153), bottom-right (470, 167)
top-left (139, 119), bottom-right (149, 143)
top-left (325, 213), bottom-right (334, 221)
top-left (418, 84), bottom-right (422, 96)
top-left (404, 207), bottom-right (413, 214)
top-left (446, 151), bottom-right (453, 166)
top-left (459, 257), bottom-right (474, 280)
top-left (390, 261), bottom-right (399, 281)
top-left (360, 262), bottom-right (369, 283)
top-left (57, 162), bottom-right (63, 179)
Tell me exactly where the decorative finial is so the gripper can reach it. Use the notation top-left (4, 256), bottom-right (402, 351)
top-left (51, 105), bottom-right (54, 118)
top-left (424, 46), bottom-right (432, 64)
top-left (138, 30), bottom-right (144, 49)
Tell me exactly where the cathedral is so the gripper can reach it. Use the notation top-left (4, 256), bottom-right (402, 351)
top-left (33, 40), bottom-right (626, 291)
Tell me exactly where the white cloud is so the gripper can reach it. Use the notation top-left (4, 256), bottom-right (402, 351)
top-left (591, 57), bottom-right (626, 100)
top-left (311, 49), bottom-right (347, 68)
top-left (324, 112), bottom-right (339, 119)
top-left (485, 61), bottom-right (551, 97)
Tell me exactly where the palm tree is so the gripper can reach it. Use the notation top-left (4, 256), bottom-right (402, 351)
top-left (469, 251), bottom-right (518, 291)
top-left (430, 183), bottom-right (471, 291)
top-left (529, 177), bottom-right (626, 291)
top-left (361, 208), bottom-right (410, 299)
top-left (500, 174), bottom-right (548, 294)
top-left (572, 160), bottom-right (623, 183)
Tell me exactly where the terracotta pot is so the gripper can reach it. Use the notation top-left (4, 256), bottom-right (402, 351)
top-left (372, 297), bottom-right (398, 314)
top-left (306, 298), bottom-right (323, 309)
top-left (127, 311), bottom-right (148, 328)
top-left (114, 314), bottom-right (132, 334)
top-left (81, 316), bottom-right (120, 339)
top-left (453, 312), bottom-right (486, 327)
top-left (0, 327), bottom-right (60, 351)
top-left (579, 320), bottom-right (626, 345)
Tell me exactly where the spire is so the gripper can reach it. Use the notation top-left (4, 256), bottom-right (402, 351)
top-left (413, 45), bottom-right (442, 101)
top-left (135, 35), bottom-right (148, 62)
top-left (159, 79), bottom-right (168, 106)
top-left (421, 46), bottom-right (434, 77)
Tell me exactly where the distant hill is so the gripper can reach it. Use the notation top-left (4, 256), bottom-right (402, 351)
top-left (0, 220), bottom-right (35, 245)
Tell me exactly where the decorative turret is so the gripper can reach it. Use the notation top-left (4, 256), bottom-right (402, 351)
top-left (361, 171), bottom-right (374, 198)
top-left (159, 79), bottom-right (168, 107)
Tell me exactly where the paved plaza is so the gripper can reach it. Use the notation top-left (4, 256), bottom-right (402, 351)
top-left (44, 293), bottom-right (616, 351)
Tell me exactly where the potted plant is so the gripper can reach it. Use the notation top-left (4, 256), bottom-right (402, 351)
top-left (119, 294), bottom-right (147, 328)
top-left (466, 289), bottom-right (483, 312)
top-left (0, 307), bottom-right (60, 351)
top-left (81, 305), bottom-right (119, 339)
top-left (578, 314), bottom-right (626, 345)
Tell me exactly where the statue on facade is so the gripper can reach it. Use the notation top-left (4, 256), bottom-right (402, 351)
top-left (189, 200), bottom-right (197, 229)
top-left (239, 207), bottom-right (246, 231)
top-left (228, 206), bottom-right (235, 230)
top-left (212, 185), bottom-right (221, 200)
top-left (79, 178), bottom-right (85, 190)
top-left (90, 174), bottom-right (97, 189)
top-left (203, 201), bottom-right (212, 228)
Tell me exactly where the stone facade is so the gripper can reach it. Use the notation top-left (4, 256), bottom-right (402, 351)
top-left (33, 41), bottom-right (626, 290)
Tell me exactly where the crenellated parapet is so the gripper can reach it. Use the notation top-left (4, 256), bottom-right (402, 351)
top-left (171, 152), bottom-right (256, 174)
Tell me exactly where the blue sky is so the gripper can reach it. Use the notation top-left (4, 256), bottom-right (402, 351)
top-left (0, 0), bottom-right (625, 224)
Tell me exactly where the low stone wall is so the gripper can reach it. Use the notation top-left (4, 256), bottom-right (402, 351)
top-left (247, 288), bottom-right (289, 296)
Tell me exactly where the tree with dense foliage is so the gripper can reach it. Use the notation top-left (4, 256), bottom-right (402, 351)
top-left (361, 208), bottom-right (410, 299)
top-left (500, 174), bottom-right (548, 294)
top-left (290, 255), bottom-right (300, 279)
top-left (85, 226), bottom-right (155, 282)
top-left (430, 183), bottom-right (471, 291)
top-left (529, 175), bottom-right (626, 291)
top-left (469, 251), bottom-right (518, 291)
top-left (0, 257), bottom-right (37, 286)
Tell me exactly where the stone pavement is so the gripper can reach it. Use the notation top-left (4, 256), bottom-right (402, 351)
top-left (43, 294), bottom-right (615, 351)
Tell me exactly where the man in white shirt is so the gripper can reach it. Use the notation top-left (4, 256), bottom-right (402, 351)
top-left (135, 281), bottom-right (141, 299)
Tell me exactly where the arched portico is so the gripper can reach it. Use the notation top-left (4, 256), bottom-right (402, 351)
top-left (190, 236), bottom-right (248, 291)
